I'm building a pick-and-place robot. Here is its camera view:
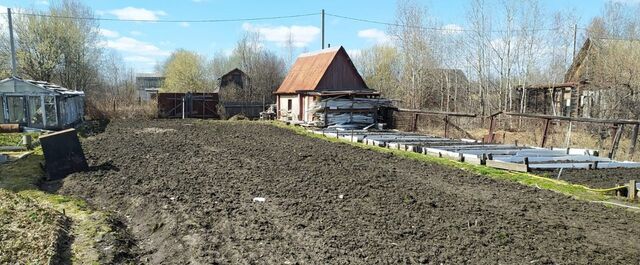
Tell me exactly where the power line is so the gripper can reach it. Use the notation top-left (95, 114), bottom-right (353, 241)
top-left (0, 9), bottom-right (578, 33)
top-left (0, 11), bottom-right (320, 23)
top-left (326, 12), bottom-right (564, 33)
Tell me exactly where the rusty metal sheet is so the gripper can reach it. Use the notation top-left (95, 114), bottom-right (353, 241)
top-left (40, 128), bottom-right (88, 180)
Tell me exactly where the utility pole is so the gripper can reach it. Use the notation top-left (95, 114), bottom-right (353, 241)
top-left (321, 9), bottom-right (325, 49)
top-left (8, 8), bottom-right (17, 77)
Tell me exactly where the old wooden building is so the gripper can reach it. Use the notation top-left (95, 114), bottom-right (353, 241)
top-left (217, 68), bottom-right (249, 92)
top-left (516, 38), bottom-right (640, 118)
top-left (275, 46), bottom-right (392, 127)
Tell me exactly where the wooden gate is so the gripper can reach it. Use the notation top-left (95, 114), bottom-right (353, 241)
top-left (157, 92), bottom-right (219, 118)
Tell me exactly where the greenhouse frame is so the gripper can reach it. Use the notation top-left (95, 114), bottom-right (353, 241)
top-left (0, 77), bottom-right (84, 130)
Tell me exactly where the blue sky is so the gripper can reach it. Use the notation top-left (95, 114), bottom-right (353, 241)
top-left (0, 0), bottom-right (614, 72)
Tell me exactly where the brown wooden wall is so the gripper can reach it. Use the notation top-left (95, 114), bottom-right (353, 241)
top-left (316, 51), bottom-right (368, 91)
top-left (157, 92), bottom-right (219, 118)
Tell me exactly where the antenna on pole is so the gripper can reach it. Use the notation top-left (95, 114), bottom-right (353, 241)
top-left (8, 8), bottom-right (17, 77)
top-left (321, 9), bottom-right (325, 49)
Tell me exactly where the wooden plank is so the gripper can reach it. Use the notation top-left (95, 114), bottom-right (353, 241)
top-left (397, 108), bottom-right (477, 117)
top-left (486, 160), bottom-right (529, 172)
top-left (505, 112), bottom-right (640, 125)
top-left (629, 124), bottom-right (639, 159)
top-left (629, 180), bottom-right (637, 201)
top-left (609, 124), bottom-right (624, 159)
top-left (541, 118), bottom-right (551, 148)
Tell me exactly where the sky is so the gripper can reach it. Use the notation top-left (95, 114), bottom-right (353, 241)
top-left (0, 0), bottom-right (619, 72)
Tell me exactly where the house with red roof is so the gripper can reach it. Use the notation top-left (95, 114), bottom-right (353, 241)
top-left (274, 46), bottom-right (389, 126)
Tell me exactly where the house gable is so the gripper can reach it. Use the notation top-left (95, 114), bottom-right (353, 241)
top-left (275, 46), bottom-right (369, 94)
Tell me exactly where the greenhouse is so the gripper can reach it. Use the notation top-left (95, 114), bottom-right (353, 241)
top-left (0, 77), bottom-right (84, 130)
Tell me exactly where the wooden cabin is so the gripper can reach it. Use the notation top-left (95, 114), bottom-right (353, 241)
top-left (275, 46), bottom-right (392, 126)
top-left (516, 38), bottom-right (640, 118)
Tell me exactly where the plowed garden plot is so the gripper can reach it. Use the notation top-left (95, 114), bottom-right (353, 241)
top-left (535, 168), bottom-right (640, 188)
top-left (57, 120), bottom-right (640, 264)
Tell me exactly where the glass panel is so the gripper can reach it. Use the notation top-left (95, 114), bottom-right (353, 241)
top-left (0, 96), bottom-right (4, 123)
top-left (28, 96), bottom-right (44, 127)
top-left (44, 96), bottom-right (57, 127)
top-left (7, 96), bottom-right (25, 123)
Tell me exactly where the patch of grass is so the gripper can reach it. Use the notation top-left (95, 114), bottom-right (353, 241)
top-left (0, 135), bottom-right (112, 264)
top-left (19, 190), bottom-right (111, 263)
top-left (0, 189), bottom-right (65, 264)
top-left (0, 148), bottom-right (44, 191)
top-left (271, 122), bottom-right (615, 203)
top-left (0, 132), bottom-right (40, 146)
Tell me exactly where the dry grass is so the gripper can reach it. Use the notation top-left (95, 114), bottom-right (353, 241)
top-left (85, 96), bottom-right (157, 120)
top-left (0, 132), bottom-right (118, 263)
top-left (0, 190), bottom-right (68, 264)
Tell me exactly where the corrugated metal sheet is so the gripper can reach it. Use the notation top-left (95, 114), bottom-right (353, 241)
top-left (275, 46), bottom-right (369, 94)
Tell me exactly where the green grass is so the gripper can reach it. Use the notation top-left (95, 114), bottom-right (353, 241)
top-left (271, 122), bottom-right (619, 203)
top-left (0, 132), bottom-right (111, 263)
top-left (0, 132), bottom-right (39, 146)
top-left (0, 189), bottom-right (64, 264)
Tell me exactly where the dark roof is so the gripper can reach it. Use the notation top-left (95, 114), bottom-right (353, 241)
top-left (275, 46), bottom-right (369, 94)
top-left (219, 68), bottom-right (246, 78)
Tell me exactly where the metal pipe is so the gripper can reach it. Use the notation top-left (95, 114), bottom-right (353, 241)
top-left (8, 8), bottom-right (17, 77)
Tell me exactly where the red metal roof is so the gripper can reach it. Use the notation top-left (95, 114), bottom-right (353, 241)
top-left (275, 46), bottom-right (368, 94)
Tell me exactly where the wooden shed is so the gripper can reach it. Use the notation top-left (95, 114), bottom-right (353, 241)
top-left (0, 77), bottom-right (84, 130)
top-left (274, 46), bottom-right (390, 126)
top-left (516, 38), bottom-right (640, 118)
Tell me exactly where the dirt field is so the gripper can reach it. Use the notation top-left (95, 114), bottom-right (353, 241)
top-left (56, 120), bottom-right (640, 264)
top-left (534, 168), bottom-right (640, 188)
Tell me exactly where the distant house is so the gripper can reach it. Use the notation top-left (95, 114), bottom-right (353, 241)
top-left (0, 77), bottom-right (84, 129)
top-left (136, 73), bottom-right (164, 101)
top-left (515, 38), bottom-right (640, 117)
top-left (216, 68), bottom-right (249, 93)
top-left (215, 68), bottom-right (264, 118)
top-left (275, 46), bottom-right (391, 126)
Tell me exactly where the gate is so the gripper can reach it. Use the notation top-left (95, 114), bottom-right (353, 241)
top-left (157, 92), bottom-right (219, 118)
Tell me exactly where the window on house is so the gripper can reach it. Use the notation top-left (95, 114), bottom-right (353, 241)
top-left (7, 96), bottom-right (25, 123)
top-left (287, 99), bottom-right (292, 110)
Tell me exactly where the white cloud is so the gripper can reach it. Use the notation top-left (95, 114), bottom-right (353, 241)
top-left (99, 37), bottom-right (170, 70)
top-left (109, 7), bottom-right (167, 21)
top-left (100, 37), bottom-right (170, 58)
top-left (98, 28), bottom-right (119, 38)
top-left (179, 22), bottom-right (190, 27)
top-left (124, 56), bottom-right (156, 64)
top-left (358, 28), bottom-right (392, 44)
top-left (442, 24), bottom-right (464, 35)
top-left (242, 23), bottom-right (320, 48)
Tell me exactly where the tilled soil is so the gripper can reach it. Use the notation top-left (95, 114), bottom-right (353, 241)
top-left (535, 168), bottom-right (640, 188)
top-left (58, 120), bottom-right (640, 264)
